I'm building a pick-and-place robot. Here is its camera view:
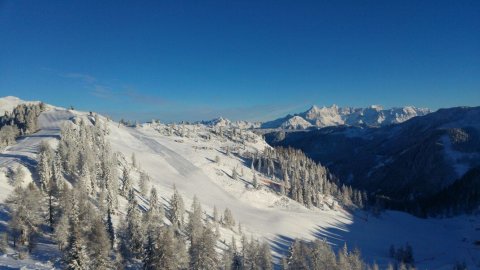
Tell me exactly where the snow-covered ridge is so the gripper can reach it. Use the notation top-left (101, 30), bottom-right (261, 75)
top-left (197, 117), bottom-right (261, 129)
top-left (262, 104), bottom-right (431, 129)
top-left (0, 96), bottom-right (41, 115)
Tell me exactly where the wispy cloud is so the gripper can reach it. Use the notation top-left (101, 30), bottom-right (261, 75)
top-left (91, 85), bottom-right (116, 99)
top-left (43, 68), bottom-right (306, 122)
top-left (124, 88), bottom-right (167, 106)
top-left (62, 72), bottom-right (97, 84)
top-left (100, 101), bottom-right (307, 123)
top-left (51, 69), bottom-right (166, 106)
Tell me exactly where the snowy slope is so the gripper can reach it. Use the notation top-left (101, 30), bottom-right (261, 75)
top-left (105, 120), bottom-right (479, 269)
top-left (0, 96), bottom-right (40, 115)
top-left (279, 116), bottom-right (312, 130)
top-left (0, 98), bottom-right (478, 269)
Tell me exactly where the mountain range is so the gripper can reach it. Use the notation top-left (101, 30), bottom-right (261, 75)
top-left (261, 105), bottom-right (431, 129)
top-left (200, 105), bottom-right (431, 130)
top-left (265, 106), bottom-right (480, 216)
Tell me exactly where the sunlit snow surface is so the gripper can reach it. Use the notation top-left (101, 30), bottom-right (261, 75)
top-left (0, 100), bottom-right (478, 269)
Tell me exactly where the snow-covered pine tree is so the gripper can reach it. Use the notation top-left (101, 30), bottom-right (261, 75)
top-left (168, 185), bottom-right (185, 230)
top-left (139, 171), bottom-right (150, 196)
top-left (232, 167), bottom-right (238, 180)
top-left (213, 205), bottom-right (219, 223)
top-left (187, 195), bottom-right (203, 245)
top-left (131, 152), bottom-right (137, 168)
top-left (0, 233), bottom-right (7, 254)
top-left (157, 226), bottom-right (177, 270)
top-left (121, 166), bottom-right (132, 197)
top-left (7, 183), bottom-right (43, 250)
top-left (64, 194), bottom-right (89, 270)
top-left (222, 207), bottom-right (235, 228)
top-left (88, 215), bottom-right (112, 270)
top-left (258, 241), bottom-right (273, 269)
top-left (106, 207), bottom-right (115, 249)
top-left (143, 228), bottom-right (161, 270)
top-left (38, 141), bottom-right (53, 191)
top-left (190, 222), bottom-right (218, 270)
top-left (120, 190), bottom-right (144, 260)
top-left (144, 187), bottom-right (164, 233)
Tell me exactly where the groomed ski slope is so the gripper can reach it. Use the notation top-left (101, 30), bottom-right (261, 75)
top-left (0, 103), bottom-right (478, 269)
top-left (106, 119), bottom-right (480, 269)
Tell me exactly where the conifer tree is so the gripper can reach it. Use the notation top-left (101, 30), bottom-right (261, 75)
top-left (121, 166), bottom-right (132, 197)
top-left (8, 183), bottom-right (43, 250)
top-left (88, 215), bottom-right (112, 270)
top-left (139, 171), bottom-right (150, 196)
top-left (64, 194), bottom-right (89, 270)
top-left (120, 190), bottom-right (144, 260)
top-left (187, 195), bottom-right (203, 245)
top-left (222, 208), bottom-right (235, 228)
top-left (168, 185), bottom-right (185, 229)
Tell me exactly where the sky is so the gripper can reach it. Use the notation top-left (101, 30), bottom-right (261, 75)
top-left (0, 0), bottom-right (479, 122)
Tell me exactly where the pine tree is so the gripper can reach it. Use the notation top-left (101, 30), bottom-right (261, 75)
top-left (100, 143), bottom-right (118, 211)
top-left (213, 205), bottom-right (219, 223)
top-left (258, 241), bottom-right (273, 269)
top-left (143, 228), bottom-right (161, 270)
top-left (88, 215), bottom-right (112, 270)
top-left (131, 152), bottom-right (137, 168)
top-left (38, 141), bottom-right (53, 191)
top-left (7, 183), bottom-right (43, 250)
top-left (253, 173), bottom-right (259, 189)
top-left (337, 243), bottom-right (351, 270)
top-left (46, 176), bottom-right (60, 230)
top-left (232, 167), bottom-right (238, 180)
top-left (64, 194), bottom-right (89, 270)
top-left (288, 240), bottom-right (307, 269)
top-left (145, 187), bottom-right (164, 232)
top-left (157, 227), bottom-right (177, 270)
top-left (231, 236), bottom-right (242, 270)
top-left (222, 207), bottom-right (235, 228)
top-left (174, 232), bottom-right (189, 269)
top-left (0, 233), bottom-right (8, 254)
top-left (168, 185), bottom-right (185, 229)
top-left (190, 223), bottom-right (218, 270)
top-left (121, 166), bottom-right (132, 197)
top-left (222, 245), bottom-right (234, 270)
top-left (187, 196), bottom-right (203, 245)
top-left (310, 239), bottom-right (336, 270)
top-left (139, 171), bottom-right (150, 196)
top-left (120, 190), bottom-right (144, 260)
top-left (106, 207), bottom-right (115, 249)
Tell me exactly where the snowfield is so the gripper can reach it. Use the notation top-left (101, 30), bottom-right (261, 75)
top-left (0, 99), bottom-right (478, 269)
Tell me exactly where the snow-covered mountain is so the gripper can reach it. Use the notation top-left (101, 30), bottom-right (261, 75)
top-left (0, 96), bottom-right (478, 269)
top-left (279, 115), bottom-right (312, 130)
top-left (266, 106), bottom-right (480, 214)
top-left (262, 105), bottom-right (431, 129)
top-left (0, 96), bottom-right (40, 115)
top-left (198, 117), bottom-right (261, 129)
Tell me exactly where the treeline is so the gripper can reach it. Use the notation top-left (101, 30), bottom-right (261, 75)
top-left (0, 103), bottom-right (45, 147)
top-left (251, 147), bottom-right (367, 209)
top-left (281, 239), bottom-right (378, 270)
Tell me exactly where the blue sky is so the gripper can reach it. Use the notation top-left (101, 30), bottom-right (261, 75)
top-left (0, 0), bottom-right (479, 122)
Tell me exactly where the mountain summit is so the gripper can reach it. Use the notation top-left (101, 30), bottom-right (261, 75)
top-left (262, 105), bottom-right (431, 129)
